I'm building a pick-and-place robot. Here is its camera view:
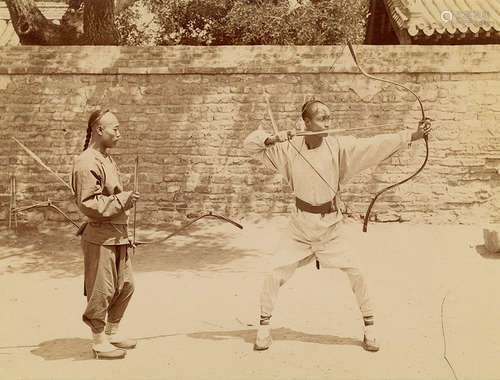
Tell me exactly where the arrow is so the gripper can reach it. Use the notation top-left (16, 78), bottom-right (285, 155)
top-left (11, 137), bottom-right (74, 195)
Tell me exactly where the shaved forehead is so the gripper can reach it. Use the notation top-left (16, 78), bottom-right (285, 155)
top-left (303, 102), bottom-right (330, 120)
top-left (99, 112), bottom-right (119, 128)
top-left (311, 102), bottom-right (329, 116)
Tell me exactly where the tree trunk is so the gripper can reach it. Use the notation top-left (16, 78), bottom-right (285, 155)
top-left (83, 0), bottom-right (120, 45)
top-left (4, 0), bottom-right (132, 45)
top-left (4, 0), bottom-right (72, 44)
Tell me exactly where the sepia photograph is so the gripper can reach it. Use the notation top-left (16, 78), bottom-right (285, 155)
top-left (0, 0), bottom-right (499, 379)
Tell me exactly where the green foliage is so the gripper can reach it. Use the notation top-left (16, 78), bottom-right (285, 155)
top-left (117, 0), bottom-right (369, 46)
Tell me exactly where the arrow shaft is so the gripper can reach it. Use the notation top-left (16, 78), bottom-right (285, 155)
top-left (293, 123), bottom-right (411, 137)
top-left (12, 137), bottom-right (74, 195)
top-left (264, 92), bottom-right (279, 135)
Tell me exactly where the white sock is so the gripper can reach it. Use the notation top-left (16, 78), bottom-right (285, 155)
top-left (93, 331), bottom-right (107, 345)
top-left (105, 322), bottom-right (119, 336)
top-left (92, 331), bottom-right (115, 351)
top-left (364, 324), bottom-right (376, 339)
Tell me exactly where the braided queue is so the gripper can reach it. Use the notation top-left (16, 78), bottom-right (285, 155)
top-left (84, 109), bottom-right (109, 151)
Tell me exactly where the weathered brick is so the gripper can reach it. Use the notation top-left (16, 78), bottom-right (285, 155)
top-left (0, 46), bottom-right (498, 226)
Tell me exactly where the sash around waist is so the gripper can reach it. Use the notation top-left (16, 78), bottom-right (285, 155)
top-left (295, 197), bottom-right (337, 214)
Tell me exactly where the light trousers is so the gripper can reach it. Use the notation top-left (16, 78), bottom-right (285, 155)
top-left (260, 254), bottom-right (374, 319)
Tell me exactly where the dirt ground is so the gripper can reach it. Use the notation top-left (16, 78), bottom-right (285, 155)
top-left (0, 215), bottom-right (499, 380)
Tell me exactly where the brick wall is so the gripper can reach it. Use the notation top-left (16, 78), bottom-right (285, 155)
top-left (0, 45), bottom-right (499, 226)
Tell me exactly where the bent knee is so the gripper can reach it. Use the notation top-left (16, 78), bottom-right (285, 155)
top-left (342, 267), bottom-right (365, 280)
top-left (122, 281), bottom-right (135, 297)
top-left (343, 266), bottom-right (362, 274)
top-left (262, 269), bottom-right (286, 288)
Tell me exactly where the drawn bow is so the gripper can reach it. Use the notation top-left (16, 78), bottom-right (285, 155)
top-left (263, 43), bottom-right (430, 232)
top-left (347, 42), bottom-right (430, 232)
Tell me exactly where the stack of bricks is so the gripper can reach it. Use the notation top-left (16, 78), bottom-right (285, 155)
top-left (0, 45), bottom-right (498, 226)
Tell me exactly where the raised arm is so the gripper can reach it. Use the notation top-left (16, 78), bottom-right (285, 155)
top-left (243, 129), bottom-right (294, 185)
top-left (337, 130), bottom-right (412, 184)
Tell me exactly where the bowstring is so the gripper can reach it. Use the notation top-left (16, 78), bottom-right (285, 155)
top-left (261, 46), bottom-right (355, 215)
top-left (287, 138), bottom-right (358, 218)
top-left (286, 139), bottom-right (338, 197)
top-left (328, 44), bottom-right (346, 72)
top-left (286, 45), bottom-right (356, 216)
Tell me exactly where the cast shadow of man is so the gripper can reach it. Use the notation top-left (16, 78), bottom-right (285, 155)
top-left (187, 327), bottom-right (363, 348)
top-left (31, 338), bottom-right (94, 361)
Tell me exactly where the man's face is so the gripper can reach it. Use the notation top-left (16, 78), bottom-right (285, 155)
top-left (305, 103), bottom-right (331, 133)
top-left (97, 112), bottom-right (121, 148)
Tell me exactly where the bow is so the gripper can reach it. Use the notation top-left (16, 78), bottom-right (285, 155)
top-left (135, 211), bottom-right (243, 246)
top-left (11, 137), bottom-right (243, 243)
top-left (11, 201), bottom-right (80, 229)
top-left (347, 42), bottom-right (430, 232)
top-left (11, 201), bottom-right (242, 244)
top-left (126, 151), bottom-right (243, 246)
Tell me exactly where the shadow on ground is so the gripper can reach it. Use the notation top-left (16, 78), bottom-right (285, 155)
top-left (475, 244), bottom-right (500, 260)
top-left (30, 338), bottom-right (94, 361)
top-left (187, 327), bottom-right (362, 348)
top-left (0, 218), bottom-right (255, 277)
top-left (132, 229), bottom-right (255, 274)
top-left (25, 327), bottom-right (361, 361)
top-left (0, 224), bottom-right (82, 277)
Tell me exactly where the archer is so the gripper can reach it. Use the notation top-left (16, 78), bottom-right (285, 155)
top-left (72, 109), bottom-right (140, 359)
top-left (244, 99), bottom-right (431, 352)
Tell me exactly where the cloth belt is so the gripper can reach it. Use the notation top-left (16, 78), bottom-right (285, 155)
top-left (295, 196), bottom-right (337, 271)
top-left (295, 197), bottom-right (337, 215)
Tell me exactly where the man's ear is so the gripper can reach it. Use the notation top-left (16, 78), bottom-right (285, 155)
top-left (303, 118), bottom-right (310, 130)
top-left (96, 125), bottom-right (103, 136)
top-left (296, 119), bottom-right (306, 131)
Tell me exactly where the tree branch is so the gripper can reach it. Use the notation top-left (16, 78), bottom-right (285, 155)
top-left (4, 0), bottom-right (70, 44)
top-left (5, 0), bottom-right (127, 45)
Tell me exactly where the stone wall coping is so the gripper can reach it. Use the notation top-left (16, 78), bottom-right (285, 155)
top-left (0, 45), bottom-right (499, 75)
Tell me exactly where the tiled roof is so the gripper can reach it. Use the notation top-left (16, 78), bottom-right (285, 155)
top-left (384, 0), bottom-right (500, 37)
top-left (0, 1), bottom-right (67, 45)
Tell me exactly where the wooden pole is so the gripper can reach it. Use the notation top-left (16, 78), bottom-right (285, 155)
top-left (8, 175), bottom-right (18, 230)
top-left (8, 176), bottom-right (12, 229)
top-left (133, 154), bottom-right (138, 255)
top-left (13, 176), bottom-right (17, 229)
